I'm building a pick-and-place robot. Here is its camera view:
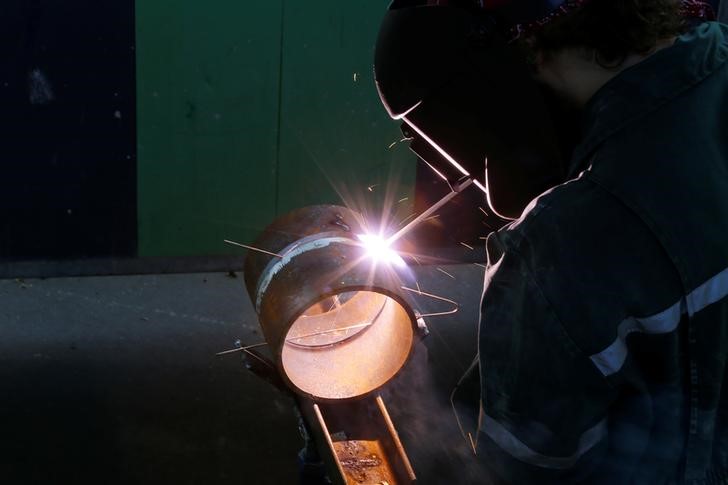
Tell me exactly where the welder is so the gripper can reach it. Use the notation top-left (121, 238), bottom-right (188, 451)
top-left (375, 0), bottom-right (728, 483)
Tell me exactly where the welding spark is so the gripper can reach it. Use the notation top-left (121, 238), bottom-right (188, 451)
top-left (468, 433), bottom-right (478, 455)
top-left (216, 343), bottom-right (275, 369)
top-left (451, 385), bottom-right (479, 456)
top-left (387, 137), bottom-right (414, 150)
top-left (437, 267), bottom-right (456, 279)
top-left (460, 242), bottom-right (474, 250)
top-left (398, 213), bottom-right (416, 226)
top-left (398, 197), bottom-right (409, 203)
top-left (478, 207), bottom-right (496, 230)
top-left (357, 234), bottom-right (406, 268)
top-left (216, 342), bottom-right (268, 356)
top-left (224, 239), bottom-right (282, 258)
top-left (367, 184), bottom-right (378, 192)
top-left (473, 263), bottom-right (487, 269)
top-left (326, 295), bottom-right (342, 312)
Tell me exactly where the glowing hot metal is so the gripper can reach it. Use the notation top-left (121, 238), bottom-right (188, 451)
top-left (357, 234), bottom-right (407, 268)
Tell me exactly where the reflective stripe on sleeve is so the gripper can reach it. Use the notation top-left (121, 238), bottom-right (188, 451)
top-left (590, 300), bottom-right (684, 376)
top-left (590, 266), bottom-right (728, 377)
top-left (481, 413), bottom-right (608, 469)
top-left (685, 266), bottom-right (728, 317)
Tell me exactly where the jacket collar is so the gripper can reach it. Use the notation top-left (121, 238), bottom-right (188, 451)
top-left (567, 22), bottom-right (728, 177)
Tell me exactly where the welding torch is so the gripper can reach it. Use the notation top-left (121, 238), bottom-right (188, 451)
top-left (386, 177), bottom-right (474, 246)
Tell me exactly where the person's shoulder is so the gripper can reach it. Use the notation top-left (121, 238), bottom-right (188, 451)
top-left (484, 165), bottom-right (662, 277)
top-left (489, 171), bottom-right (602, 254)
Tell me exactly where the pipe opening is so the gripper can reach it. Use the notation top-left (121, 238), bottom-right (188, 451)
top-left (281, 290), bottom-right (414, 400)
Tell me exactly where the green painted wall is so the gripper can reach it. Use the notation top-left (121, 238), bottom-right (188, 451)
top-left (136, 0), bottom-right (414, 257)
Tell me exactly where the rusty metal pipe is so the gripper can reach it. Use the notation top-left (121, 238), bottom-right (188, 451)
top-left (243, 205), bottom-right (418, 402)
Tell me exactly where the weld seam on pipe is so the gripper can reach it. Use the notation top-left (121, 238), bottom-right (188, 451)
top-left (254, 236), bottom-right (358, 314)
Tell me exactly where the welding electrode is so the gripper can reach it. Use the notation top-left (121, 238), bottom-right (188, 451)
top-left (386, 177), bottom-right (474, 245)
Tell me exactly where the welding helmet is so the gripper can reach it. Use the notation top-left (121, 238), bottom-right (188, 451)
top-left (374, 0), bottom-right (576, 220)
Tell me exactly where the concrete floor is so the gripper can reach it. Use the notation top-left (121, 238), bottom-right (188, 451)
top-left (0, 264), bottom-right (488, 484)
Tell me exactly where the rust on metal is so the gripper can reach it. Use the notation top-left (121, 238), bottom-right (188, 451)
top-left (243, 205), bottom-right (418, 402)
top-left (310, 396), bottom-right (416, 485)
top-left (334, 440), bottom-right (392, 484)
top-left (242, 206), bottom-right (419, 483)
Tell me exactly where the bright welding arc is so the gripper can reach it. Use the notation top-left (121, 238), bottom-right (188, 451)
top-left (357, 234), bottom-right (407, 268)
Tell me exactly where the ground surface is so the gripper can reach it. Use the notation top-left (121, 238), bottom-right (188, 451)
top-left (0, 264), bottom-right (487, 484)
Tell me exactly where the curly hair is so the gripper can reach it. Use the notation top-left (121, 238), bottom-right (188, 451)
top-left (526, 0), bottom-right (686, 67)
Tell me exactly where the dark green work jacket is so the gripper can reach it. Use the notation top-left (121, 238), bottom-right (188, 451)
top-left (476, 22), bottom-right (728, 485)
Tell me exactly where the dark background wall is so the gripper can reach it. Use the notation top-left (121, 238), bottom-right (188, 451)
top-left (0, 0), bottom-right (137, 260)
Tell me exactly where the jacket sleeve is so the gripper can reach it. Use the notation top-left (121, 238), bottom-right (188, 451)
top-left (477, 232), bottom-right (617, 484)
